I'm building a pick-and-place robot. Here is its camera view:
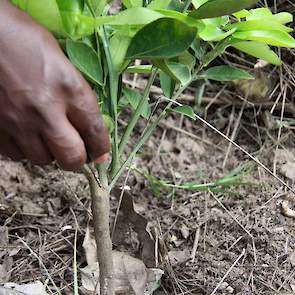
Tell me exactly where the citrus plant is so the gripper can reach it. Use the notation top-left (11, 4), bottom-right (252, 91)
top-left (11, 0), bottom-right (295, 293)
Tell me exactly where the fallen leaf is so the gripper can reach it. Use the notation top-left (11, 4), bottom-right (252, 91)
top-left (0, 281), bottom-right (48, 295)
top-left (168, 250), bottom-right (190, 266)
top-left (0, 227), bottom-right (12, 283)
top-left (81, 251), bottom-right (159, 295)
top-left (113, 191), bottom-right (155, 267)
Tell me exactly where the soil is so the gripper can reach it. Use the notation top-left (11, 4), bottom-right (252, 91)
top-left (1, 109), bottom-right (295, 294)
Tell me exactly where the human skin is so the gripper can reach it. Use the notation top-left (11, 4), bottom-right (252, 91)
top-left (0, 0), bottom-right (110, 170)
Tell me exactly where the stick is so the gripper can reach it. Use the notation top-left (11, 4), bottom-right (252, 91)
top-left (81, 164), bottom-right (114, 295)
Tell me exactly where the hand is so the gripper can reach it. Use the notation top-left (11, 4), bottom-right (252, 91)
top-left (0, 1), bottom-right (110, 170)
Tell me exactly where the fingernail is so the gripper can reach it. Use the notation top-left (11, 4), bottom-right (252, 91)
top-left (94, 153), bottom-right (109, 164)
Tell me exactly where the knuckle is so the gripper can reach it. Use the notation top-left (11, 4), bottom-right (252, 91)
top-left (60, 150), bottom-right (86, 171)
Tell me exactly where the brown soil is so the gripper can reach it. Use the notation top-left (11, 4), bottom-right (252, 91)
top-left (1, 112), bottom-right (295, 294)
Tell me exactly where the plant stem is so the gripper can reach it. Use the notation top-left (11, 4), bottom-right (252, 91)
top-left (118, 68), bottom-right (157, 156)
top-left (82, 164), bottom-right (114, 295)
top-left (101, 27), bottom-right (119, 176)
top-left (110, 74), bottom-right (198, 189)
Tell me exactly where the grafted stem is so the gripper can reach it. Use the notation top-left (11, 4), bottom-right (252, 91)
top-left (81, 164), bottom-right (114, 295)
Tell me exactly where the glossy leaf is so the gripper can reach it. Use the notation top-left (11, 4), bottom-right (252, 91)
top-left (11, 0), bottom-right (65, 36)
top-left (200, 65), bottom-right (253, 81)
top-left (226, 19), bottom-right (292, 33)
top-left (171, 105), bottom-right (196, 120)
top-left (123, 0), bottom-right (142, 8)
top-left (126, 18), bottom-right (197, 59)
top-left (148, 0), bottom-right (171, 9)
top-left (233, 9), bottom-right (251, 19)
top-left (66, 40), bottom-right (103, 85)
top-left (233, 30), bottom-right (295, 48)
top-left (126, 65), bottom-right (153, 74)
top-left (123, 88), bottom-right (151, 119)
top-left (109, 7), bottom-right (163, 26)
top-left (232, 41), bottom-right (282, 65)
top-left (160, 72), bottom-right (175, 98)
top-left (192, 0), bottom-right (208, 9)
top-left (165, 62), bottom-right (191, 85)
top-left (109, 31), bottom-right (132, 72)
top-left (189, 0), bottom-right (259, 19)
top-left (199, 25), bottom-right (236, 41)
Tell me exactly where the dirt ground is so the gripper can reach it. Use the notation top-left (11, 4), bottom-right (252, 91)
top-left (1, 105), bottom-right (295, 294)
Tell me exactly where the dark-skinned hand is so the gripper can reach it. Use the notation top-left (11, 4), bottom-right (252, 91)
top-left (0, 0), bottom-right (110, 170)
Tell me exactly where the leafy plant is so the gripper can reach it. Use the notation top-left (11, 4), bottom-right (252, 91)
top-left (12, 0), bottom-right (295, 293)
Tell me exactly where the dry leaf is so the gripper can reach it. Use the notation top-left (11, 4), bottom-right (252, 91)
top-left (0, 227), bottom-right (12, 283)
top-left (168, 250), bottom-right (190, 266)
top-left (0, 281), bottom-right (48, 295)
top-left (82, 231), bottom-right (163, 295)
top-left (113, 192), bottom-right (155, 267)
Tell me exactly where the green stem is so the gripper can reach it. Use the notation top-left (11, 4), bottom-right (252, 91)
top-left (101, 27), bottom-right (119, 176)
top-left (118, 68), bottom-right (157, 156)
top-left (110, 73), bottom-right (199, 189)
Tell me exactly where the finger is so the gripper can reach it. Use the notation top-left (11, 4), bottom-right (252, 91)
top-left (94, 153), bottom-right (109, 164)
top-left (42, 115), bottom-right (87, 171)
top-left (67, 87), bottom-right (110, 162)
top-left (0, 133), bottom-right (24, 161)
top-left (15, 133), bottom-right (53, 165)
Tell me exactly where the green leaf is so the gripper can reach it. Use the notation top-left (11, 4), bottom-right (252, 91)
top-left (123, 0), bottom-right (142, 8)
top-left (171, 105), bottom-right (196, 120)
top-left (226, 19), bottom-right (293, 33)
top-left (123, 88), bottom-right (151, 119)
top-left (109, 31), bottom-right (132, 73)
top-left (232, 41), bottom-right (282, 65)
top-left (233, 30), bottom-right (295, 48)
top-left (233, 9), bottom-right (251, 19)
top-left (148, 0), bottom-right (171, 9)
top-left (160, 72), bottom-right (176, 98)
top-left (126, 18), bottom-right (197, 59)
top-left (102, 114), bottom-right (115, 133)
top-left (165, 62), bottom-right (191, 85)
top-left (191, 0), bottom-right (208, 9)
top-left (109, 7), bottom-right (163, 26)
top-left (200, 65), bottom-right (253, 81)
top-left (189, 0), bottom-right (259, 19)
top-left (66, 40), bottom-right (103, 85)
top-left (126, 65), bottom-right (153, 74)
top-left (12, 0), bottom-right (65, 36)
top-left (199, 25), bottom-right (236, 41)
top-left (246, 8), bottom-right (272, 20)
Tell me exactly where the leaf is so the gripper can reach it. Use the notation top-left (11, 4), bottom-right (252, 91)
top-left (102, 114), bottom-right (115, 133)
top-left (109, 7), bottom-right (163, 26)
top-left (126, 18), bottom-right (197, 59)
top-left (148, 0), bottom-right (171, 9)
top-left (126, 65), bottom-right (154, 74)
top-left (109, 31), bottom-right (132, 72)
top-left (189, 0), bottom-right (259, 19)
top-left (160, 72), bottom-right (176, 98)
top-left (232, 41), bottom-right (282, 65)
top-left (226, 19), bottom-right (293, 33)
top-left (66, 40), bottom-right (103, 85)
top-left (123, 0), bottom-right (142, 8)
top-left (246, 7), bottom-right (272, 20)
top-left (199, 25), bottom-right (236, 41)
top-left (233, 30), bottom-right (295, 48)
top-left (171, 105), bottom-right (196, 120)
top-left (0, 282), bottom-right (49, 295)
top-left (165, 62), bottom-right (191, 85)
top-left (200, 65), bottom-right (253, 81)
top-left (192, 0), bottom-right (208, 9)
top-left (11, 0), bottom-right (65, 36)
top-left (233, 9), bottom-right (251, 19)
top-left (123, 88), bottom-right (151, 119)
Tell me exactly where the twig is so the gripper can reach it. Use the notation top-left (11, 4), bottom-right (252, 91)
top-left (210, 249), bottom-right (246, 295)
top-left (81, 164), bottom-right (114, 295)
